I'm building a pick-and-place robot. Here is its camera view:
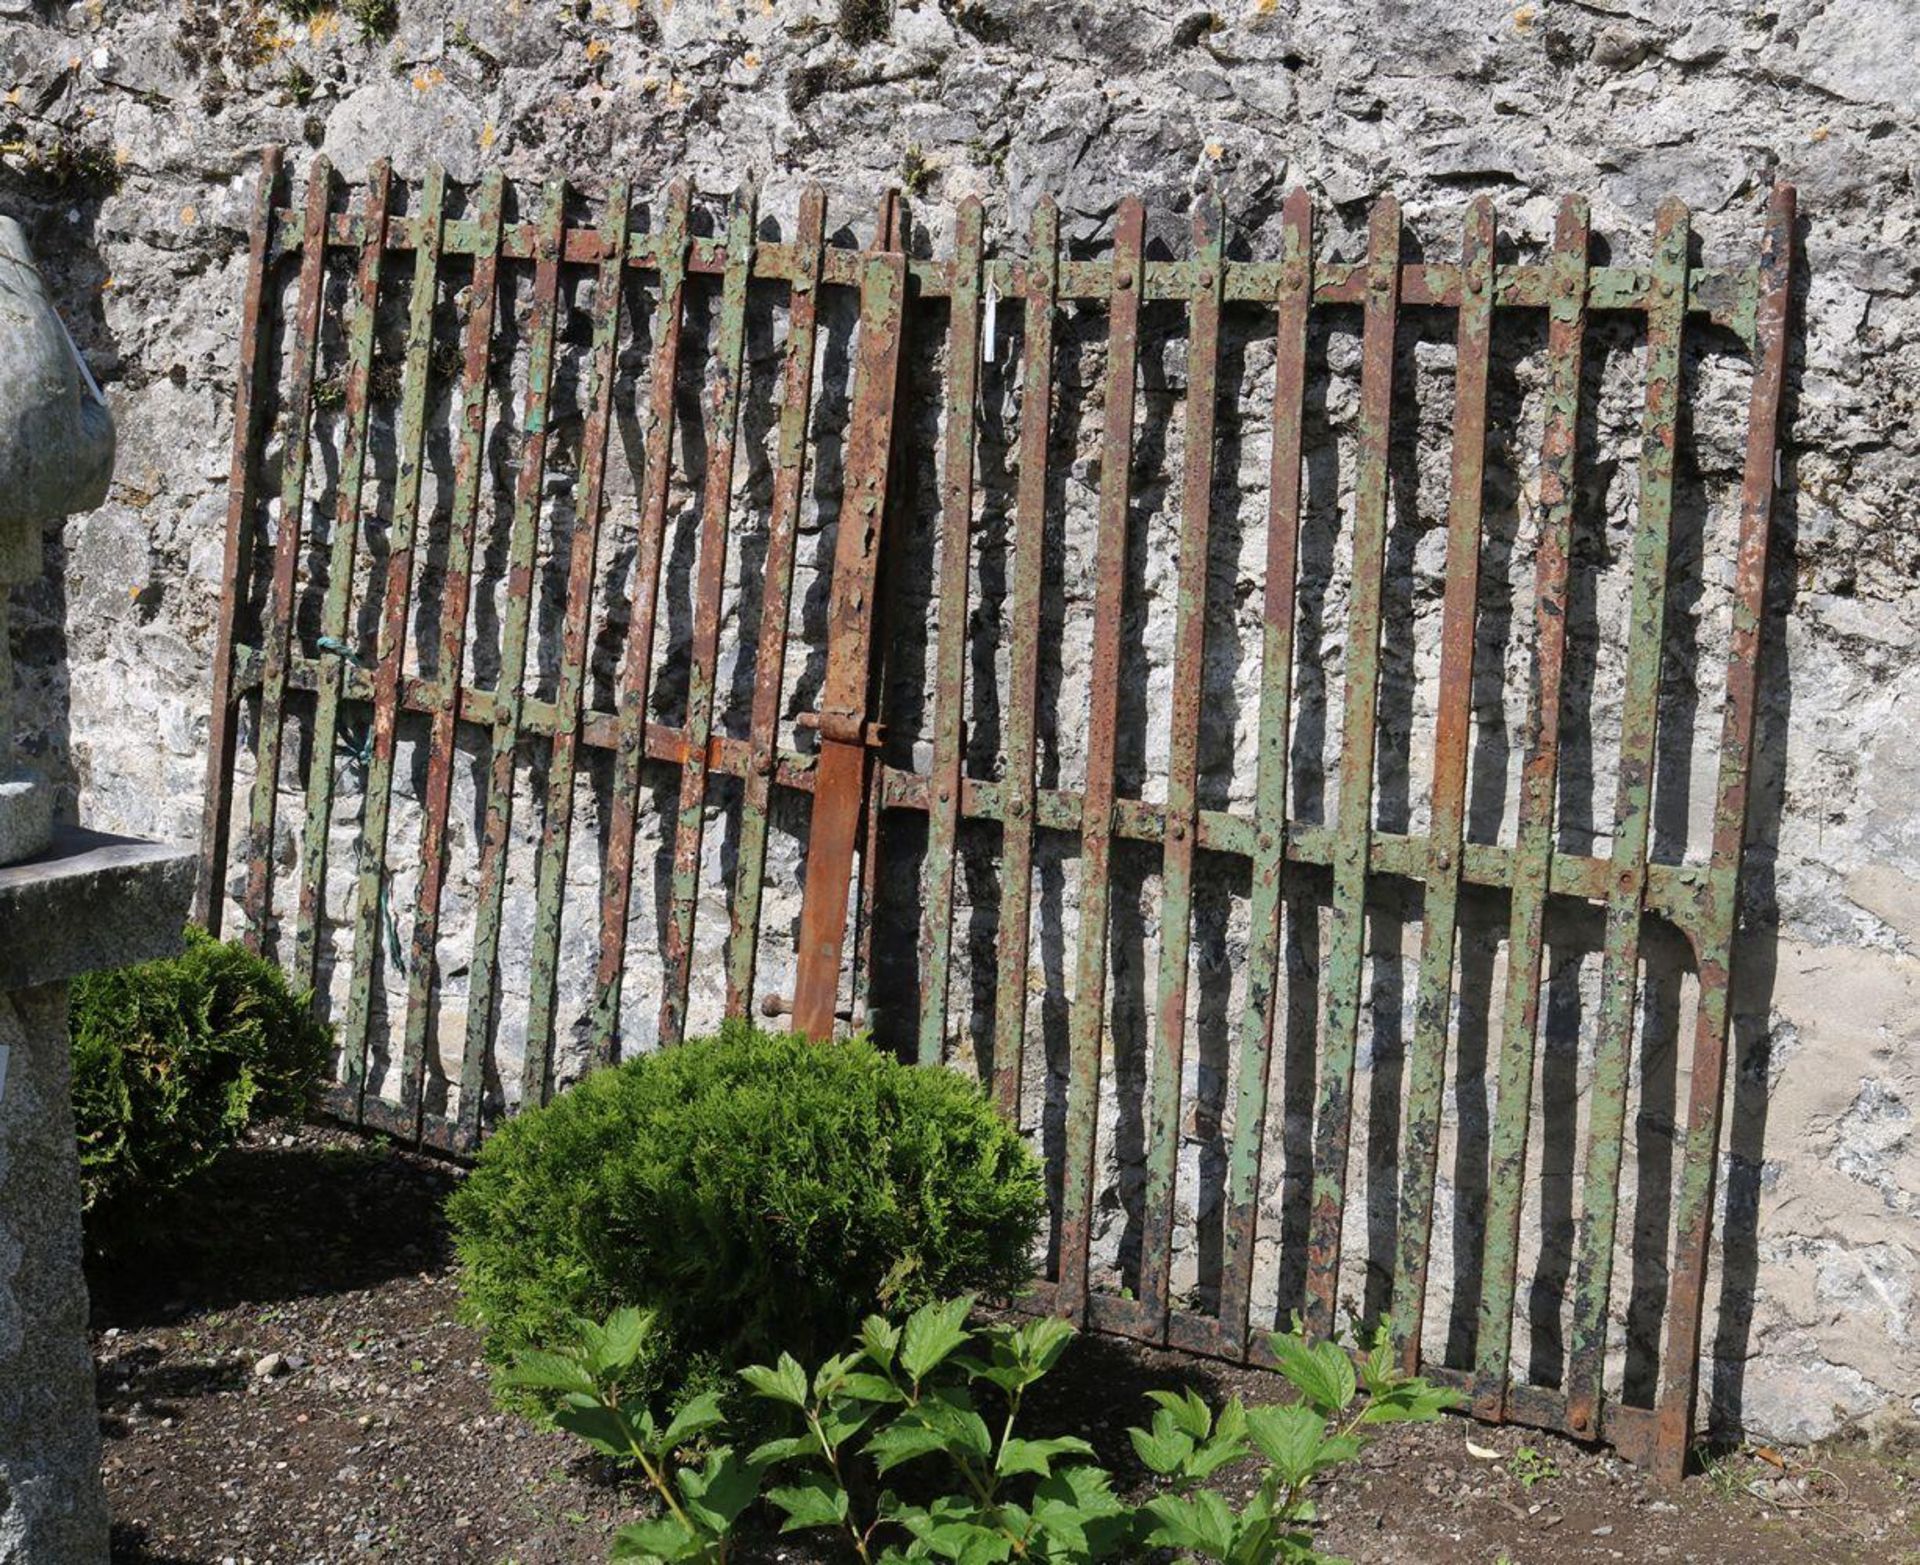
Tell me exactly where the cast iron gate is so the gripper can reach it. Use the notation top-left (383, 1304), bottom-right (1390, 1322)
top-left (198, 147), bottom-right (1795, 1482)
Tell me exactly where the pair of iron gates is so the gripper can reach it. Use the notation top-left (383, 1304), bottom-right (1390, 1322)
top-left (198, 147), bottom-right (1794, 1482)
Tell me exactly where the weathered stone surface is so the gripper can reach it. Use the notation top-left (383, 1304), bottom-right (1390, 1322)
top-left (0, 828), bottom-right (196, 990)
top-left (0, 983), bottom-right (108, 1562)
top-left (0, 0), bottom-right (1915, 1447)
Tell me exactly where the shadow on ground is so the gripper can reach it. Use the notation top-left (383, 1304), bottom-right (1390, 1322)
top-left (85, 1125), bottom-right (459, 1328)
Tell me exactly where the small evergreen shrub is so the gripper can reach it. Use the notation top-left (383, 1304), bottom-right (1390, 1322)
top-left (70, 925), bottom-right (332, 1213)
top-left (448, 1024), bottom-right (1045, 1417)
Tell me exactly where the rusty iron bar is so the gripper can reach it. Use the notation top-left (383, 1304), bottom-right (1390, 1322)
top-left (659, 191), bottom-right (759, 1047)
top-left (1136, 193), bottom-right (1227, 1339)
top-left (1566, 197), bottom-right (1691, 1434)
top-left (1303, 194), bottom-right (1403, 1340)
top-left (457, 178), bottom-right (570, 1143)
top-left (239, 158), bottom-right (333, 953)
top-left (386, 169), bottom-right (509, 1136)
top-left (291, 160), bottom-right (392, 996)
top-left (1653, 181), bottom-right (1796, 1483)
top-left (334, 164), bottom-right (454, 1116)
top-left (591, 179), bottom-right (693, 1059)
top-left (1200, 187), bottom-right (1316, 1362)
top-left (727, 187), bottom-right (828, 1020)
top-left (986, 197), bottom-right (1059, 1115)
top-left (1058, 195), bottom-right (1145, 1321)
top-left (789, 241), bottom-right (910, 1039)
top-left (197, 144), bottom-right (283, 932)
top-left (521, 179), bottom-right (633, 1107)
top-left (914, 196), bottom-right (987, 1066)
top-left (850, 191), bottom-right (912, 1033)
top-left (1389, 196), bottom-right (1497, 1372)
top-left (1475, 196), bottom-right (1592, 1420)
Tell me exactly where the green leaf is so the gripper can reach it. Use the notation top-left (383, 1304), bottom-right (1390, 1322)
top-left (1128, 1415), bottom-right (1195, 1476)
top-left (1030, 1465), bottom-right (1128, 1556)
top-left (840, 1372), bottom-right (906, 1405)
top-left (740, 1352), bottom-right (809, 1408)
top-left (816, 1402), bottom-right (877, 1452)
top-left (499, 1349), bottom-right (595, 1397)
top-left (1267, 1330), bottom-right (1357, 1418)
top-left (610, 1516), bottom-right (700, 1562)
top-left (552, 1394), bottom-right (639, 1460)
top-left (866, 1417), bottom-right (954, 1475)
top-left (674, 1446), bottom-right (760, 1534)
top-left (812, 1351), bottom-right (863, 1401)
top-left (1357, 1380), bottom-right (1463, 1425)
top-left (900, 1295), bottom-right (975, 1384)
top-left (995, 1434), bottom-right (1095, 1479)
top-left (598, 1305), bottom-right (656, 1373)
top-left (861, 1315), bottom-right (903, 1372)
top-left (1013, 1314), bottom-right (1077, 1376)
top-left (766, 1471), bottom-right (851, 1533)
top-left (1245, 1404), bottom-right (1329, 1488)
top-left (748, 1434), bottom-right (813, 1467)
top-left (1142, 1490), bottom-right (1239, 1557)
top-left (662, 1390), bottom-right (726, 1449)
top-left (1146, 1385), bottom-right (1215, 1441)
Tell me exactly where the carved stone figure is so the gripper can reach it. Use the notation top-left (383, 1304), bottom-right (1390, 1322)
top-left (0, 215), bottom-right (115, 864)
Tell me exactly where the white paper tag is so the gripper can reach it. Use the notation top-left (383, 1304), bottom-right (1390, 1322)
top-left (982, 273), bottom-right (999, 363)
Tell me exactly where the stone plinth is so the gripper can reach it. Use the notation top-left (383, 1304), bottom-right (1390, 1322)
top-left (0, 828), bottom-right (193, 1562)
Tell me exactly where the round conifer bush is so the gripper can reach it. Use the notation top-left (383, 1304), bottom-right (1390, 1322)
top-left (448, 1023), bottom-right (1045, 1414)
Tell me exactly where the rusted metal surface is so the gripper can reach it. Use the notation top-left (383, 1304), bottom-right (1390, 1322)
top-left (1058, 195), bottom-right (1145, 1322)
top-left (1390, 196), bottom-right (1496, 1371)
top-left (1136, 195), bottom-right (1226, 1337)
top-left (207, 159), bottom-right (1796, 1479)
top-left (196, 143), bottom-right (281, 931)
top-left (239, 159), bottom-right (333, 952)
top-left (291, 160), bottom-right (392, 999)
top-left (1474, 197), bottom-right (1591, 1420)
top-left (986, 198), bottom-right (1058, 1116)
top-left (1567, 197), bottom-right (1690, 1434)
top-left (915, 196), bottom-right (986, 1067)
top-left (592, 179), bottom-right (692, 1060)
top-left (790, 244), bottom-right (909, 1039)
top-left (728, 187), bottom-right (827, 1021)
top-left (1304, 194), bottom-right (1403, 1341)
top-left (522, 179), bottom-right (632, 1109)
top-left (1654, 182), bottom-right (1796, 1483)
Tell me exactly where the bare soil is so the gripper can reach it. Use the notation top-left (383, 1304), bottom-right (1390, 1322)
top-left (93, 1124), bottom-right (1918, 1564)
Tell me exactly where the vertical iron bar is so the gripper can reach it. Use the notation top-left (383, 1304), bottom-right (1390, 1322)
top-left (727, 188), bottom-right (828, 1019)
top-left (240, 158), bottom-right (333, 953)
top-left (521, 180), bottom-right (632, 1108)
top-left (1138, 193), bottom-right (1226, 1333)
top-left (915, 197), bottom-right (986, 1065)
top-left (1216, 188), bottom-right (1315, 1356)
top-left (198, 144), bottom-right (283, 932)
top-left (660, 191), bottom-right (759, 1046)
top-left (591, 180), bottom-right (693, 1059)
top-left (1390, 196), bottom-right (1497, 1370)
top-left (1474, 196), bottom-right (1591, 1417)
top-left (986, 197), bottom-right (1058, 1113)
top-left (1303, 195), bottom-right (1402, 1339)
top-left (452, 178), bottom-right (569, 1141)
top-left (789, 245), bottom-right (910, 1039)
top-left (1653, 183), bottom-right (1794, 1483)
top-left (391, 170), bottom-right (509, 1133)
top-left (292, 160), bottom-right (392, 996)
top-left (1566, 198), bottom-right (1690, 1434)
top-left (337, 165), bottom-right (455, 1115)
top-left (1058, 197), bottom-right (1146, 1316)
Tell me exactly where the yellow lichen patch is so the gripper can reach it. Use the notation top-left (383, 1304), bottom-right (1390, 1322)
top-left (1205, 141), bottom-right (1224, 160)
top-left (1513, 4), bottom-right (1534, 29)
top-left (1254, 0), bottom-right (1277, 13)
top-left (180, 204), bottom-right (197, 226)
top-left (1811, 125), bottom-right (1830, 142)
top-left (306, 10), bottom-right (340, 43)
top-left (412, 66), bottom-right (446, 93)
top-left (667, 75), bottom-right (688, 106)
top-left (585, 37), bottom-right (610, 62)
top-left (480, 121), bottom-right (497, 151)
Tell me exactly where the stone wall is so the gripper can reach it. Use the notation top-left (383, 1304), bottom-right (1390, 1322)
top-left (2, 0), bottom-right (1916, 1446)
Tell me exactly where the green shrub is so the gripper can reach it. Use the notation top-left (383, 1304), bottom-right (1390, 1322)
top-left (70, 925), bottom-right (332, 1213)
top-left (448, 1023), bottom-right (1045, 1418)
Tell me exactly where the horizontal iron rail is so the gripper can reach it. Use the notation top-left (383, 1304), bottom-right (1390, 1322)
top-left (265, 207), bottom-right (1760, 339)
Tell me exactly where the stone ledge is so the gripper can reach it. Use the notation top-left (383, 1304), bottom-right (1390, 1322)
top-left (0, 826), bottom-right (196, 991)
